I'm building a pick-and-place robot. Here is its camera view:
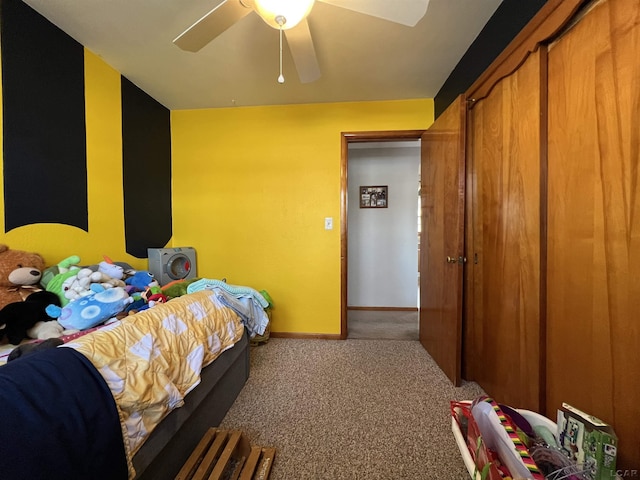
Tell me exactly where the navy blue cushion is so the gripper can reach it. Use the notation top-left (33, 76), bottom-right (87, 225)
top-left (0, 347), bottom-right (128, 479)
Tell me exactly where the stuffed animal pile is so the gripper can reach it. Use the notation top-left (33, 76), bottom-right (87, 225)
top-left (40, 257), bottom-right (127, 306)
top-left (122, 270), bottom-right (168, 313)
top-left (0, 245), bottom-right (66, 345)
top-left (43, 258), bottom-right (137, 331)
top-left (0, 290), bottom-right (63, 345)
top-left (0, 246), bottom-right (163, 348)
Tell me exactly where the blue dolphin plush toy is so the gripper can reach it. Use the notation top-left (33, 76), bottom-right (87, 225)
top-left (46, 287), bottom-right (132, 331)
top-left (125, 271), bottom-right (156, 290)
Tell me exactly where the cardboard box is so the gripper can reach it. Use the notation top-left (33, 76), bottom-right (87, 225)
top-left (557, 403), bottom-right (617, 480)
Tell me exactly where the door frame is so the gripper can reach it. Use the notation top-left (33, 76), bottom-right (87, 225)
top-left (340, 130), bottom-right (426, 339)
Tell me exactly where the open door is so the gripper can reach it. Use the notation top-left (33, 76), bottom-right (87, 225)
top-left (419, 95), bottom-right (466, 386)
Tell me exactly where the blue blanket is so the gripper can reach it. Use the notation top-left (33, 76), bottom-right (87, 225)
top-left (187, 279), bottom-right (270, 337)
top-left (187, 278), bottom-right (270, 308)
top-left (0, 347), bottom-right (128, 479)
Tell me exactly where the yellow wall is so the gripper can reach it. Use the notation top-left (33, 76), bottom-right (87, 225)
top-left (171, 100), bottom-right (433, 334)
top-left (0, 50), bottom-right (147, 270)
top-left (1, 36), bottom-right (432, 333)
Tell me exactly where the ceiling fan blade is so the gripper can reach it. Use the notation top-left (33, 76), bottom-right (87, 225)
top-left (284, 19), bottom-right (321, 84)
top-left (319, 0), bottom-right (429, 27)
top-left (173, 0), bottom-right (252, 52)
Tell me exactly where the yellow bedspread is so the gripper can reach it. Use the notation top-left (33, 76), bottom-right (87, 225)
top-left (63, 290), bottom-right (244, 477)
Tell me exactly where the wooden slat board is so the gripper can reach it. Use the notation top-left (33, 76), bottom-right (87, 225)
top-left (239, 448), bottom-right (276, 480)
top-left (176, 429), bottom-right (275, 480)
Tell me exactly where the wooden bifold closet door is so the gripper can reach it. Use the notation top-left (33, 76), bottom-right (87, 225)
top-left (545, 0), bottom-right (640, 467)
top-left (464, 47), bottom-right (545, 412)
top-left (460, 0), bottom-right (640, 468)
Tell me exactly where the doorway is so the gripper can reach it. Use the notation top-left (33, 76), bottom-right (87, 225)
top-left (340, 130), bottom-right (426, 340)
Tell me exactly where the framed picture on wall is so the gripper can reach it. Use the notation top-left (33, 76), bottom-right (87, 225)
top-left (359, 185), bottom-right (388, 208)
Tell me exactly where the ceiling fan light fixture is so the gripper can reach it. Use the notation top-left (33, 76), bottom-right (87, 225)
top-left (253, 0), bottom-right (315, 30)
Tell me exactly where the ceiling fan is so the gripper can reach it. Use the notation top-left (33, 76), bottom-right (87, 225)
top-left (173, 0), bottom-right (430, 84)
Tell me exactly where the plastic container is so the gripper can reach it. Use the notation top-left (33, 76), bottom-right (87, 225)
top-left (451, 401), bottom-right (556, 480)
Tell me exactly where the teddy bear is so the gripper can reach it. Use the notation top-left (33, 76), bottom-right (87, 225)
top-left (0, 244), bottom-right (47, 310)
top-left (0, 290), bottom-right (63, 345)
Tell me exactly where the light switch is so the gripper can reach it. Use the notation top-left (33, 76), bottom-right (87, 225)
top-left (324, 217), bottom-right (333, 230)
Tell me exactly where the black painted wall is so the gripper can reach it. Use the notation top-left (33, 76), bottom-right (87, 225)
top-left (2, 0), bottom-right (173, 256)
top-left (434, 0), bottom-right (548, 118)
top-left (121, 77), bottom-right (172, 258)
top-left (1, 0), bottom-right (87, 232)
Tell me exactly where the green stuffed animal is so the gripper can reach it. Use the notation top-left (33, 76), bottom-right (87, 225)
top-left (41, 255), bottom-right (82, 306)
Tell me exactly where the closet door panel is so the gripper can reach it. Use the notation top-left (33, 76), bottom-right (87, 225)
top-left (546, 0), bottom-right (640, 468)
top-left (467, 49), bottom-right (543, 410)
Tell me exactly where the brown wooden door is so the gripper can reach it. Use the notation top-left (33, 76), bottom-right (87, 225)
top-left (546, 0), bottom-right (640, 467)
top-left (464, 47), bottom-right (545, 411)
top-left (419, 95), bottom-right (466, 386)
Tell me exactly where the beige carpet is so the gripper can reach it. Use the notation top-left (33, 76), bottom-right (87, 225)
top-left (220, 338), bottom-right (484, 479)
top-left (347, 309), bottom-right (419, 341)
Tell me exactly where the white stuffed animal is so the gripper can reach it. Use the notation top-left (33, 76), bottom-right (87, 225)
top-left (26, 320), bottom-right (76, 340)
top-left (62, 268), bottom-right (126, 302)
top-left (99, 261), bottom-right (124, 280)
top-left (62, 271), bottom-right (94, 302)
top-left (27, 320), bottom-right (61, 340)
top-left (77, 268), bottom-right (125, 289)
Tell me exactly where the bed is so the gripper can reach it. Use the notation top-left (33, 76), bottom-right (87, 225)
top-left (0, 288), bottom-right (258, 480)
top-left (133, 327), bottom-right (250, 479)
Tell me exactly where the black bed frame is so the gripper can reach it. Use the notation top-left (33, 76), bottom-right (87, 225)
top-left (132, 331), bottom-right (250, 479)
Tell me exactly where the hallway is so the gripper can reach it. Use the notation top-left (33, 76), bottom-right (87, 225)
top-left (347, 309), bottom-right (418, 341)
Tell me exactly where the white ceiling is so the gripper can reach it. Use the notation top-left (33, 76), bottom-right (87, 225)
top-left (22, 0), bottom-right (503, 110)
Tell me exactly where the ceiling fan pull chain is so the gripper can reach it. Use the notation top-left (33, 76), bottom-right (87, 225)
top-left (277, 17), bottom-right (285, 84)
